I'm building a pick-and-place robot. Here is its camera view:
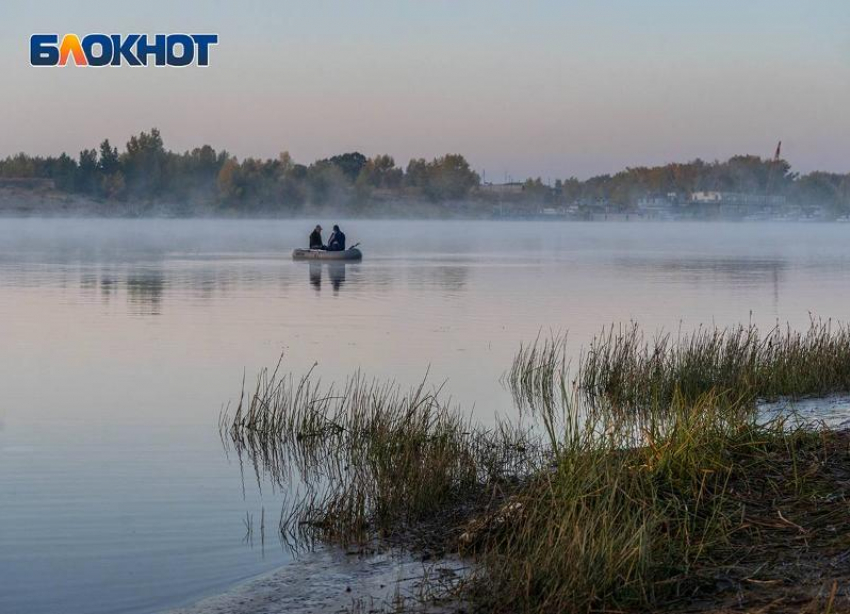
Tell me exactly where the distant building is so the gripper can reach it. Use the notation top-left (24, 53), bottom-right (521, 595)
top-left (637, 195), bottom-right (674, 208)
top-left (690, 191), bottom-right (724, 203)
top-left (685, 191), bottom-right (787, 218)
top-left (636, 194), bottom-right (675, 219)
top-left (689, 191), bottom-right (786, 207)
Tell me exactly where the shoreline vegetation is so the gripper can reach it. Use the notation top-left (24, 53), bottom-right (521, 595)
top-left (222, 319), bottom-right (850, 614)
top-left (3, 128), bottom-right (850, 220)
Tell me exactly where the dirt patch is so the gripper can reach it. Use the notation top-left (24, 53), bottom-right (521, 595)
top-left (671, 429), bottom-right (850, 613)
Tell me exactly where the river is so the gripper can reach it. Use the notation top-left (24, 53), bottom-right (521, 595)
top-left (2, 218), bottom-right (850, 613)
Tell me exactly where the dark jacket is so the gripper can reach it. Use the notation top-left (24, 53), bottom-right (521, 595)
top-left (309, 229), bottom-right (324, 249)
top-left (327, 230), bottom-right (346, 251)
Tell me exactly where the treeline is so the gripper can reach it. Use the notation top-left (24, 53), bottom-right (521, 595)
top-left (1, 128), bottom-right (848, 214)
top-left (0, 128), bottom-right (479, 213)
top-left (522, 156), bottom-right (850, 213)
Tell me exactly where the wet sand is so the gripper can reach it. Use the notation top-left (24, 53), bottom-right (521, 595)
top-left (167, 549), bottom-right (465, 614)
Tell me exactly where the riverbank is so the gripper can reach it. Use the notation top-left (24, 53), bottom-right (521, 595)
top-left (222, 322), bottom-right (850, 614)
top-left (461, 423), bottom-right (850, 614)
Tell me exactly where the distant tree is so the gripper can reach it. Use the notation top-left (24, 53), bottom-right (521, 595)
top-left (357, 154), bottom-right (403, 189)
top-left (196, 144), bottom-right (218, 168)
top-left (839, 177), bottom-right (850, 214)
top-left (123, 128), bottom-right (167, 197)
top-left (404, 158), bottom-right (429, 189)
top-left (50, 153), bottom-right (79, 191)
top-left (327, 152), bottom-right (367, 182)
top-left (98, 140), bottom-right (120, 175)
top-left (0, 153), bottom-right (37, 177)
top-left (522, 177), bottom-right (550, 203)
top-left (77, 149), bottom-right (98, 194)
top-left (794, 172), bottom-right (843, 213)
top-left (278, 151), bottom-right (294, 173)
top-left (406, 154), bottom-right (479, 201)
top-left (558, 177), bottom-right (582, 203)
top-left (101, 171), bottom-right (126, 199)
top-left (431, 154), bottom-right (479, 200)
top-left (217, 158), bottom-right (242, 202)
top-left (306, 160), bottom-right (350, 205)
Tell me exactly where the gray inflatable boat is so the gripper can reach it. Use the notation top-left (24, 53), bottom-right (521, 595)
top-left (292, 247), bottom-right (363, 261)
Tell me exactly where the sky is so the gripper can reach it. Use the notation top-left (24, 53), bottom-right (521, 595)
top-left (1, 0), bottom-right (849, 180)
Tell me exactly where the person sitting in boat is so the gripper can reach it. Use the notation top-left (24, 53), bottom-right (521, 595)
top-left (309, 224), bottom-right (325, 250)
top-left (327, 225), bottom-right (346, 251)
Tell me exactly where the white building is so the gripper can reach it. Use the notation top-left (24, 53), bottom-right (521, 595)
top-left (690, 191), bottom-right (724, 203)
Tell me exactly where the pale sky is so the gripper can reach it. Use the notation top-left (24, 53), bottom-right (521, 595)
top-left (2, 0), bottom-right (849, 179)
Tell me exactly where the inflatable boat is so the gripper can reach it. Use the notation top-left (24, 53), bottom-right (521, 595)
top-left (292, 247), bottom-right (363, 261)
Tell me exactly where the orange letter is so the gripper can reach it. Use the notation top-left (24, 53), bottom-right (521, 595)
top-left (59, 34), bottom-right (88, 66)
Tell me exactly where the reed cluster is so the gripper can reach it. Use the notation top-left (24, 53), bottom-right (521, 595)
top-left (471, 393), bottom-right (811, 612)
top-left (579, 318), bottom-right (850, 410)
top-left (505, 332), bottom-right (569, 414)
top-left (223, 361), bottom-right (537, 546)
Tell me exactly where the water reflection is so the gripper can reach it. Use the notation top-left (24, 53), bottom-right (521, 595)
top-left (126, 269), bottom-right (166, 315)
top-left (613, 256), bottom-right (787, 285)
top-left (614, 256), bottom-right (786, 311)
top-left (100, 274), bottom-right (118, 299)
top-left (309, 262), bottom-right (321, 290)
top-left (307, 262), bottom-right (349, 293)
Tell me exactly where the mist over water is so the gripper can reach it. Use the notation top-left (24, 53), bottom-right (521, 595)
top-left (2, 219), bottom-right (850, 614)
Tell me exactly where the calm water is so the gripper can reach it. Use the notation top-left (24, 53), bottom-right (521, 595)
top-left (2, 219), bottom-right (850, 614)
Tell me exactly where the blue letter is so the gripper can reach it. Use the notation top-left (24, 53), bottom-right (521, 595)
top-left (135, 34), bottom-right (166, 67)
top-left (82, 34), bottom-right (112, 67)
top-left (30, 34), bottom-right (59, 66)
top-left (191, 34), bottom-right (218, 66)
top-left (166, 34), bottom-right (194, 66)
top-left (111, 34), bottom-right (142, 66)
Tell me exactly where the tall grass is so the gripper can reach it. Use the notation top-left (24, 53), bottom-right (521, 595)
top-left (473, 391), bottom-right (779, 612)
top-left (579, 318), bottom-right (850, 410)
top-left (506, 333), bottom-right (569, 413)
top-left (223, 361), bottom-right (537, 545)
top-left (490, 320), bottom-right (850, 611)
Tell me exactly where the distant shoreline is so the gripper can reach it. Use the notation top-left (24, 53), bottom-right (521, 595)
top-left (1, 189), bottom-right (847, 223)
top-left (3, 129), bottom-right (848, 223)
